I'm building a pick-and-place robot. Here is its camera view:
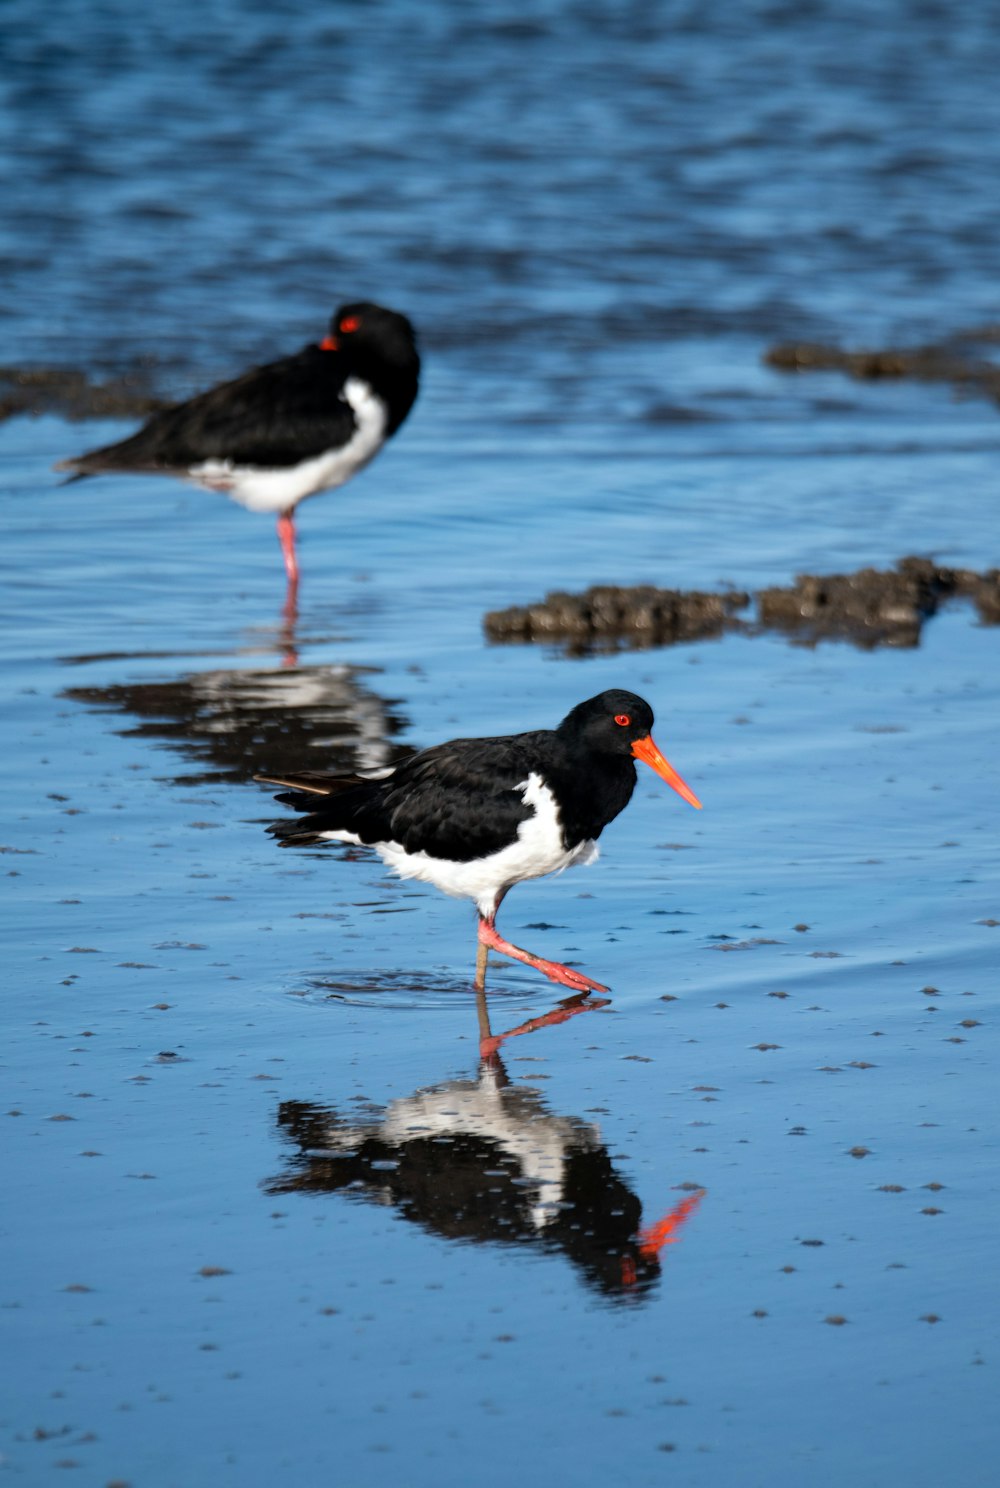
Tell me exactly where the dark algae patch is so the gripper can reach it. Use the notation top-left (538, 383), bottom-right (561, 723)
top-left (484, 558), bottom-right (1000, 653)
top-left (764, 324), bottom-right (1000, 406)
top-left (0, 365), bottom-right (166, 423)
top-left (483, 584), bottom-right (750, 652)
top-left (758, 558), bottom-right (1000, 648)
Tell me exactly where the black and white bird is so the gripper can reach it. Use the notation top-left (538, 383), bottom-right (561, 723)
top-left (56, 301), bottom-right (419, 586)
top-left (258, 689), bottom-right (702, 993)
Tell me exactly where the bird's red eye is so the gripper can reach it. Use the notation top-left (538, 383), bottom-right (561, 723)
top-left (615, 713), bottom-right (631, 727)
top-left (339, 316), bottom-right (360, 333)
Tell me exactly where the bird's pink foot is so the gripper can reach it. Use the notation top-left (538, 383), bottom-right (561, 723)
top-left (476, 918), bottom-right (610, 994)
top-left (532, 957), bottom-right (610, 994)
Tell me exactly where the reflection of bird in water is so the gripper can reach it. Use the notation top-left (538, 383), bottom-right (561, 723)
top-left (264, 1057), bottom-right (704, 1301)
top-left (258, 689), bottom-right (701, 993)
top-left (56, 301), bottom-right (419, 592)
top-left (63, 661), bottom-right (410, 787)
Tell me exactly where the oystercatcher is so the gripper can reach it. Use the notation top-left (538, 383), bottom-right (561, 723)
top-left (56, 301), bottom-right (419, 586)
top-left (257, 689), bottom-right (701, 993)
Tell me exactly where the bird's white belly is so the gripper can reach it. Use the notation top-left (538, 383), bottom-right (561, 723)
top-left (320, 773), bottom-right (599, 918)
top-left (188, 377), bottom-right (387, 513)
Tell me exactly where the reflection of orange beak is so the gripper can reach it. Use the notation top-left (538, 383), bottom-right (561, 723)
top-left (637, 1189), bottom-right (706, 1259)
top-left (320, 335), bottom-right (339, 351)
top-left (620, 1188), bottom-right (706, 1288)
top-left (631, 734), bottom-right (702, 810)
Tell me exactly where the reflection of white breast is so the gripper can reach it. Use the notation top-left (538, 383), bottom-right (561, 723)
top-left (323, 1070), bottom-right (603, 1231)
top-left (189, 377), bottom-right (388, 513)
top-left (182, 663), bottom-right (396, 769)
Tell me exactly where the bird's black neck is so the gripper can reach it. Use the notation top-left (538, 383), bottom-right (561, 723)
top-left (350, 347), bottom-right (420, 436)
top-left (548, 748), bottom-right (638, 847)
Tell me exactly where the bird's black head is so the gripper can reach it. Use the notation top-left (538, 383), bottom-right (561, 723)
top-left (557, 690), bottom-right (655, 756)
top-left (558, 690), bottom-right (701, 810)
top-left (323, 302), bottom-right (419, 433)
top-left (326, 301), bottom-right (419, 368)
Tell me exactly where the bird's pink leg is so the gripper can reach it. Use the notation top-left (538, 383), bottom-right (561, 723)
top-left (477, 915), bottom-right (610, 994)
top-left (276, 512), bottom-right (300, 586)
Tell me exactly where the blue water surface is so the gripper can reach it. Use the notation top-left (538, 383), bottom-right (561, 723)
top-left (2, 2), bottom-right (999, 1485)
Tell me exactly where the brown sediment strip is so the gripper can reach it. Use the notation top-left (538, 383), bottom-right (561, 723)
top-left (484, 559), bottom-right (1000, 654)
top-left (764, 326), bottom-right (1000, 404)
top-left (483, 584), bottom-right (750, 653)
top-left (759, 558), bottom-right (1000, 647)
top-left (0, 366), bottom-right (166, 423)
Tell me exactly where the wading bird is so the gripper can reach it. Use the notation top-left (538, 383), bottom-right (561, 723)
top-left (57, 301), bottom-right (419, 589)
top-left (258, 689), bottom-right (701, 992)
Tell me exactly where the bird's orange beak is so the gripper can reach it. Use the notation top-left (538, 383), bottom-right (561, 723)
top-left (320, 335), bottom-right (339, 351)
top-left (631, 734), bottom-right (702, 810)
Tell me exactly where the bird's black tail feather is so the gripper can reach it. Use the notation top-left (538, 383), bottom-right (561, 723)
top-left (266, 814), bottom-right (338, 848)
top-left (254, 769), bottom-right (371, 798)
top-left (256, 770), bottom-right (382, 848)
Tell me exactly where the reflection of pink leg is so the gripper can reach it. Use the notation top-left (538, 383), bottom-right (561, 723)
top-left (479, 991), bottom-right (611, 1060)
top-left (280, 571), bottom-right (300, 669)
top-left (477, 916), bottom-right (610, 994)
top-left (276, 512), bottom-right (299, 586)
top-left (282, 579), bottom-right (299, 629)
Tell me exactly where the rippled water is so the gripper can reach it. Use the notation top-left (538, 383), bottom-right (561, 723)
top-left (3, 2), bottom-right (1000, 1484)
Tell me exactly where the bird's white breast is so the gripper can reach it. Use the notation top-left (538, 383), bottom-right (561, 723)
top-left (327, 772), bottom-right (599, 918)
top-left (188, 377), bottom-right (388, 513)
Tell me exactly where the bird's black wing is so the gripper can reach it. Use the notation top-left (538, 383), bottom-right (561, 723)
top-left (376, 734), bottom-right (552, 862)
top-left (58, 346), bottom-right (359, 474)
top-left (263, 733), bottom-right (555, 863)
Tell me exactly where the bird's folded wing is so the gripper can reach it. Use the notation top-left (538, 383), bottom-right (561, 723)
top-left (63, 347), bottom-right (359, 473)
top-left (380, 741), bottom-right (541, 863)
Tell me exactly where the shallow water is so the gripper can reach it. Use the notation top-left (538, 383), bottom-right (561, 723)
top-left (3, 3), bottom-right (1000, 1484)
